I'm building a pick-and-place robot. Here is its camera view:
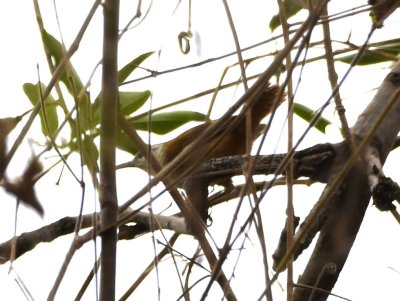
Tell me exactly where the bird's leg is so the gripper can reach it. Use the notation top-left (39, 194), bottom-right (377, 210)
top-left (183, 177), bottom-right (211, 223)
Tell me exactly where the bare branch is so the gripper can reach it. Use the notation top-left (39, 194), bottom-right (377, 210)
top-left (99, 1), bottom-right (120, 300)
top-left (293, 58), bottom-right (400, 301)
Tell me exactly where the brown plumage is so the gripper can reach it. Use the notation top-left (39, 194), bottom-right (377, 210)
top-left (135, 84), bottom-right (284, 172)
top-left (133, 84), bottom-right (285, 219)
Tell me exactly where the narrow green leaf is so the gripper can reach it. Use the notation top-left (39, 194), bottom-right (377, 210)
top-left (120, 91), bottom-right (151, 116)
top-left (81, 135), bottom-right (99, 173)
top-left (41, 30), bottom-right (84, 93)
top-left (293, 103), bottom-right (331, 133)
top-left (41, 30), bottom-right (92, 132)
top-left (337, 47), bottom-right (400, 65)
top-left (132, 111), bottom-right (207, 135)
top-left (116, 126), bottom-right (138, 155)
top-left (269, 0), bottom-right (303, 32)
top-left (23, 82), bottom-right (59, 137)
top-left (91, 97), bottom-right (101, 127)
top-left (118, 52), bottom-right (154, 84)
top-left (76, 92), bottom-right (92, 132)
top-left (92, 90), bottom-right (151, 126)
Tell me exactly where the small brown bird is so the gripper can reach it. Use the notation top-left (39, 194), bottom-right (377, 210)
top-left (132, 83), bottom-right (285, 219)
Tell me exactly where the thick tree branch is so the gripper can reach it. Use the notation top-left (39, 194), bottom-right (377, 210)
top-left (198, 143), bottom-right (335, 183)
top-left (293, 59), bottom-right (400, 301)
top-left (0, 143), bottom-right (336, 263)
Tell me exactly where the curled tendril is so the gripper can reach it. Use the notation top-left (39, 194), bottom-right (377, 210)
top-left (178, 31), bottom-right (192, 55)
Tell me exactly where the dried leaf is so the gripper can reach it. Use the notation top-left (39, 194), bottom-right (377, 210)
top-left (5, 158), bottom-right (44, 216)
top-left (0, 117), bottom-right (20, 138)
top-left (0, 117), bottom-right (21, 176)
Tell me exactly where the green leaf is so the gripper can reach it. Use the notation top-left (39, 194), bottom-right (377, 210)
top-left (116, 126), bottom-right (138, 155)
top-left (92, 90), bottom-right (151, 126)
top-left (132, 111), bottom-right (207, 135)
top-left (23, 82), bottom-right (59, 137)
top-left (81, 135), bottom-right (99, 173)
top-left (41, 30), bottom-right (91, 132)
top-left (41, 30), bottom-right (84, 93)
top-left (116, 111), bottom-right (207, 155)
top-left (269, 0), bottom-right (304, 32)
top-left (293, 103), bottom-right (331, 134)
top-left (118, 52), bottom-right (154, 84)
top-left (120, 91), bottom-right (151, 116)
top-left (77, 93), bottom-right (92, 132)
top-left (336, 45), bottom-right (400, 65)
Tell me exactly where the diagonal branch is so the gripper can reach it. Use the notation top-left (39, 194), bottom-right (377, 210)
top-left (0, 143), bottom-right (336, 264)
top-left (293, 58), bottom-right (400, 301)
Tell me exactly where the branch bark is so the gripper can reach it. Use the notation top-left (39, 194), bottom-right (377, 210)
top-left (99, 1), bottom-right (120, 300)
top-left (0, 144), bottom-right (335, 263)
top-left (293, 59), bottom-right (400, 301)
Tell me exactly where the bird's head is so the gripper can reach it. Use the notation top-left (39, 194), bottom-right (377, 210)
top-left (130, 143), bottom-right (166, 173)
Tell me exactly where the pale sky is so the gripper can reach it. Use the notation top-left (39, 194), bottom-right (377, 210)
top-left (1, 1), bottom-right (400, 300)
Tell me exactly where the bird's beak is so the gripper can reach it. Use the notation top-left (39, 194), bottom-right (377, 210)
top-left (116, 144), bottom-right (163, 171)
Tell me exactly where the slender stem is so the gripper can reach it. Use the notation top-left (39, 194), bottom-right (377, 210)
top-left (322, 5), bottom-right (354, 149)
top-left (276, 0), bottom-right (295, 300)
top-left (99, 1), bottom-right (120, 300)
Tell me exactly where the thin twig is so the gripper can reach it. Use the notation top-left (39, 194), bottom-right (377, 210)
top-left (121, 5), bottom-right (369, 87)
top-left (3, 0), bottom-right (100, 181)
top-left (202, 1), bottom-right (330, 298)
top-left (119, 233), bottom-right (179, 301)
top-left (322, 5), bottom-right (354, 149)
top-left (277, 0), bottom-right (295, 299)
top-left (42, 2), bottom-right (102, 299)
